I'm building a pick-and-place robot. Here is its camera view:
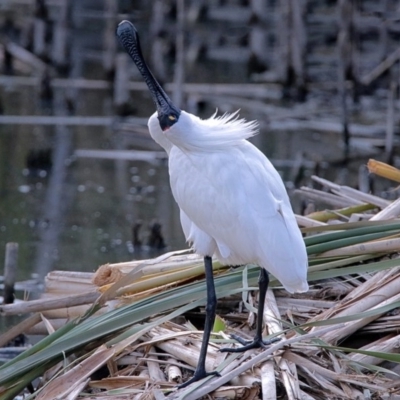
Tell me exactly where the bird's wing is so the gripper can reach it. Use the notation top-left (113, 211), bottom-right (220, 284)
top-left (168, 143), bottom-right (283, 246)
top-left (179, 209), bottom-right (217, 256)
top-left (169, 142), bottom-right (308, 292)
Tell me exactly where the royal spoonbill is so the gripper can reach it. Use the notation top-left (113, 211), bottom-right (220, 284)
top-left (117, 20), bottom-right (309, 387)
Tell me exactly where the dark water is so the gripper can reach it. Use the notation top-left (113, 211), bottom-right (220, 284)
top-left (0, 87), bottom-right (186, 284)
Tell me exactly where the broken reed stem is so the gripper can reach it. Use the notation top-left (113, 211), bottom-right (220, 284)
top-left (309, 268), bottom-right (400, 326)
top-left (350, 333), bottom-right (400, 367)
top-left (263, 289), bottom-right (301, 399)
top-left (320, 237), bottom-right (400, 257)
top-left (26, 318), bottom-right (68, 335)
top-left (147, 346), bottom-right (166, 382)
top-left (306, 204), bottom-right (377, 222)
top-left (0, 291), bottom-right (99, 316)
top-left (261, 289), bottom-right (279, 400)
top-left (367, 159), bottom-right (400, 183)
top-left (319, 291), bottom-right (400, 345)
top-left (92, 253), bottom-right (205, 286)
top-left (144, 327), bottom-right (218, 372)
top-left (370, 197), bottom-right (400, 221)
top-left (296, 214), bottom-right (327, 227)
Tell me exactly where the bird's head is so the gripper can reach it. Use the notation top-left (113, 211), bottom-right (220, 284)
top-left (157, 109), bottom-right (181, 132)
top-left (116, 21), bottom-right (181, 132)
top-left (147, 110), bottom-right (192, 153)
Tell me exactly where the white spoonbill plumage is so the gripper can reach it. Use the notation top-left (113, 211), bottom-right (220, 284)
top-left (117, 20), bottom-right (309, 388)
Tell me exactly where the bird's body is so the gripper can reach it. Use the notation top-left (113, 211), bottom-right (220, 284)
top-left (149, 111), bottom-right (308, 293)
top-left (117, 20), bottom-right (308, 388)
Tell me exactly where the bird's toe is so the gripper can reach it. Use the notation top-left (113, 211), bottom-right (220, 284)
top-left (220, 335), bottom-right (280, 353)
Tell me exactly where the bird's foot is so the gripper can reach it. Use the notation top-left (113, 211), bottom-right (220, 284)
top-left (178, 369), bottom-right (220, 389)
top-left (220, 334), bottom-right (280, 353)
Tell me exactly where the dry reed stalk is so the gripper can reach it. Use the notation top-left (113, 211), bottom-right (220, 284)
top-left (92, 253), bottom-right (203, 286)
top-left (36, 345), bottom-right (116, 400)
top-left (0, 291), bottom-right (99, 316)
top-left (344, 266), bottom-right (400, 303)
top-left (328, 352), bottom-right (365, 399)
top-left (260, 362), bottom-right (276, 400)
top-left (40, 314), bottom-right (56, 335)
top-left (89, 376), bottom-right (168, 390)
top-left (264, 289), bottom-right (301, 400)
top-left (309, 267), bottom-right (400, 323)
top-left (110, 265), bottom-right (224, 296)
top-left (44, 270), bottom-right (95, 296)
top-left (305, 204), bottom-right (377, 222)
top-left (318, 291), bottom-right (400, 345)
top-left (146, 346), bottom-right (166, 382)
top-left (320, 237), bottom-right (400, 257)
top-left (41, 303), bottom-right (111, 320)
top-left (298, 352), bottom-right (366, 398)
top-left (297, 187), bottom-right (364, 208)
top-left (314, 279), bottom-right (355, 298)
top-left (66, 378), bottom-right (90, 400)
top-left (328, 352), bottom-right (351, 396)
top-left (283, 351), bottom-right (348, 398)
top-left (367, 159), bottom-right (400, 183)
top-left (143, 326), bottom-right (218, 372)
top-left (349, 333), bottom-right (400, 366)
top-left (311, 175), bottom-right (390, 209)
top-left (276, 297), bottom-right (336, 314)
top-left (260, 290), bottom-right (278, 400)
top-left (39, 298), bottom-right (119, 321)
top-left (370, 197), bottom-right (400, 221)
top-left (106, 356), bottom-right (118, 378)
top-left (166, 358), bottom-right (182, 383)
top-left (362, 314), bottom-right (400, 333)
top-left (295, 214), bottom-right (327, 227)
top-left (332, 188), bottom-right (390, 209)
top-left (298, 390), bottom-right (317, 400)
top-left (117, 281), bottom-right (194, 304)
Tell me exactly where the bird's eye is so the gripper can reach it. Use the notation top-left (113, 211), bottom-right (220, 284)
top-left (168, 115), bottom-right (176, 121)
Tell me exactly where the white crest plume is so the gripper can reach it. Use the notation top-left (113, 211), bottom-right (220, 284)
top-left (172, 110), bottom-right (259, 152)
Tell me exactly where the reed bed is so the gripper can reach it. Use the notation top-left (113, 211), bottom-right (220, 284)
top-left (2, 160), bottom-right (400, 399)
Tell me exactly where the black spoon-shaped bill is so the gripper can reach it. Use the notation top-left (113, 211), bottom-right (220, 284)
top-left (116, 20), bottom-right (180, 130)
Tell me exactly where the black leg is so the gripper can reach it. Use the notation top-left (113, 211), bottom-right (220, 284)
top-left (220, 268), bottom-right (279, 353)
top-left (178, 256), bottom-right (220, 388)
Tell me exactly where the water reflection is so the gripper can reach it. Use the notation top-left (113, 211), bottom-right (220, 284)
top-left (0, 141), bottom-right (186, 280)
top-left (0, 88), bottom-right (186, 285)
